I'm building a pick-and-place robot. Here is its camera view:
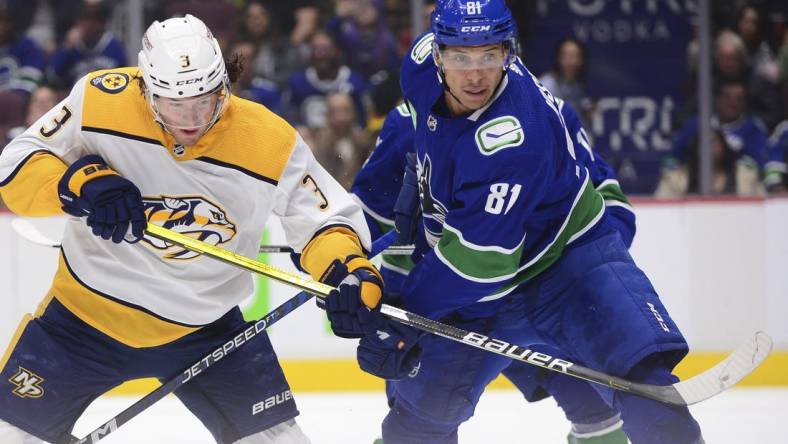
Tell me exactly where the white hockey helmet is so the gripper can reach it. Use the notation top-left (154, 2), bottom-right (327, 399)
top-left (138, 14), bottom-right (230, 130)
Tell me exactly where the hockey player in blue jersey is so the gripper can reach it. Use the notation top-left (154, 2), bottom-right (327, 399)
top-left (352, 99), bottom-right (633, 443)
top-left (326, 1), bottom-right (703, 443)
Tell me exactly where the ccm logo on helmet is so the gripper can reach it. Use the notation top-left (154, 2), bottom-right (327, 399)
top-left (176, 77), bottom-right (204, 86)
top-left (461, 25), bottom-right (491, 32)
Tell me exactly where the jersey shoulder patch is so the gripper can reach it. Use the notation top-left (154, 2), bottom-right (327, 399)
top-left (90, 71), bottom-right (130, 94)
top-left (475, 115), bottom-right (525, 155)
top-left (409, 32), bottom-right (435, 65)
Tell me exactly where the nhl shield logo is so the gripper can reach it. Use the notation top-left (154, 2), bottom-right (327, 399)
top-left (427, 115), bottom-right (438, 132)
top-left (172, 144), bottom-right (186, 156)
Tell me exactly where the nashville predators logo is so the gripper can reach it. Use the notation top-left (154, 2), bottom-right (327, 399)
top-left (9, 367), bottom-right (45, 399)
top-left (143, 196), bottom-right (237, 259)
top-left (90, 72), bottom-right (129, 94)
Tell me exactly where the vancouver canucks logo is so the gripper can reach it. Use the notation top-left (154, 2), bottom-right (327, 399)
top-left (475, 116), bottom-right (525, 155)
top-left (90, 72), bottom-right (129, 94)
top-left (410, 33), bottom-right (434, 65)
top-left (143, 195), bottom-right (236, 259)
top-left (418, 155), bottom-right (448, 246)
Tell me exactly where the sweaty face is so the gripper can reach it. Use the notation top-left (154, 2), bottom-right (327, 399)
top-left (439, 44), bottom-right (507, 115)
top-left (153, 87), bottom-right (227, 146)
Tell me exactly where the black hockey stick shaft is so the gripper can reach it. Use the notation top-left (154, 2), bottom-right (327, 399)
top-left (67, 230), bottom-right (397, 444)
top-left (142, 224), bottom-right (773, 407)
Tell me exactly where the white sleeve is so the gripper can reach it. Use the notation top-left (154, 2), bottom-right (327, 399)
top-left (0, 76), bottom-right (90, 181)
top-left (273, 133), bottom-right (372, 252)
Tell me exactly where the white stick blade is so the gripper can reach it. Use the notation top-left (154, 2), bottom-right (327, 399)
top-left (11, 218), bottom-right (60, 248)
top-left (674, 331), bottom-right (773, 405)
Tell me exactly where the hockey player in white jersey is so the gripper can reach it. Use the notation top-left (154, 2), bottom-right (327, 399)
top-left (0, 15), bottom-right (383, 444)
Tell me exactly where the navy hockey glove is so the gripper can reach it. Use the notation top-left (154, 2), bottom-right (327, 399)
top-left (356, 305), bottom-right (423, 380)
top-left (321, 255), bottom-right (384, 338)
top-left (393, 152), bottom-right (421, 245)
top-left (58, 155), bottom-right (146, 243)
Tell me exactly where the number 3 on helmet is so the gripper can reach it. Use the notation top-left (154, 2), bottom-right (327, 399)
top-left (138, 14), bottom-right (230, 132)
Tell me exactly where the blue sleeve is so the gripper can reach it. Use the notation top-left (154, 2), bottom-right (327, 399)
top-left (666, 117), bottom-right (699, 167)
top-left (351, 107), bottom-right (414, 238)
top-left (743, 118), bottom-right (769, 167)
top-left (562, 100), bottom-right (636, 247)
top-left (106, 38), bottom-right (128, 67)
top-left (765, 122), bottom-right (788, 190)
top-left (49, 47), bottom-right (81, 79)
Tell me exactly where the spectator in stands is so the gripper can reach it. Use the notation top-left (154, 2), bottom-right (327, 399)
top-left (312, 92), bottom-right (373, 190)
top-left (764, 81), bottom-right (788, 192)
top-left (238, 1), bottom-right (302, 88)
top-left (228, 40), bottom-right (283, 115)
top-left (539, 38), bottom-right (593, 127)
top-left (716, 29), bottom-right (780, 128)
top-left (662, 79), bottom-right (769, 194)
top-left (328, 0), bottom-right (400, 79)
top-left (286, 30), bottom-right (370, 129)
top-left (737, 4), bottom-right (780, 83)
top-left (7, 0), bottom-right (83, 53)
top-left (162, 0), bottom-right (239, 51)
top-left (655, 129), bottom-right (763, 197)
top-left (258, 1), bottom-right (327, 47)
top-left (5, 85), bottom-right (59, 142)
top-left (0, 5), bottom-right (45, 95)
top-left (48, 0), bottom-right (127, 88)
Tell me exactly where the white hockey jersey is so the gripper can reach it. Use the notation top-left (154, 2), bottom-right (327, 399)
top-left (0, 67), bottom-right (371, 347)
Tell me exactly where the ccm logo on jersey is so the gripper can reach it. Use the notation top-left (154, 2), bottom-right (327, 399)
top-left (142, 196), bottom-right (237, 259)
top-left (8, 367), bottom-right (45, 399)
top-left (90, 72), bottom-right (129, 94)
top-left (464, 333), bottom-right (573, 373)
top-left (647, 302), bottom-right (671, 332)
top-left (252, 390), bottom-right (293, 415)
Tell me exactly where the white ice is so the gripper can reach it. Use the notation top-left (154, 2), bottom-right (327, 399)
top-left (71, 388), bottom-right (788, 443)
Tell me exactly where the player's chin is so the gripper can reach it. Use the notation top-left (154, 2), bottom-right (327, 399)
top-left (461, 91), bottom-right (492, 109)
top-left (174, 128), bottom-right (205, 145)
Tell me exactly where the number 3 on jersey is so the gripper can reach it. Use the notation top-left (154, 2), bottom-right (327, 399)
top-left (485, 183), bottom-right (521, 215)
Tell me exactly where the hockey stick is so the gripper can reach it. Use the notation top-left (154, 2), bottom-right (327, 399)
top-left (142, 223), bottom-right (773, 407)
top-left (66, 228), bottom-right (397, 444)
top-left (11, 217), bottom-right (413, 255)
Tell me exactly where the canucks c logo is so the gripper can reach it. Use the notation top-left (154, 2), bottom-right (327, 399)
top-left (9, 367), bottom-right (45, 399)
top-left (143, 196), bottom-right (236, 259)
top-left (90, 72), bottom-right (129, 94)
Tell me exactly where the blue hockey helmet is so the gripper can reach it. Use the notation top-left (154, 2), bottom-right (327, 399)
top-left (431, 0), bottom-right (518, 58)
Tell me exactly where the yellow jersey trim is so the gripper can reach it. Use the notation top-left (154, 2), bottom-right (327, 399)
top-left (51, 253), bottom-right (200, 348)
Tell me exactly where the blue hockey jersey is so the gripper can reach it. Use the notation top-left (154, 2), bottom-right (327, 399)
top-left (396, 33), bottom-right (609, 319)
top-left (351, 99), bottom-right (636, 285)
top-left (765, 120), bottom-right (788, 189)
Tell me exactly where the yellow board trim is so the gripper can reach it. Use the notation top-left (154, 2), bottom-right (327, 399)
top-left (105, 351), bottom-right (788, 396)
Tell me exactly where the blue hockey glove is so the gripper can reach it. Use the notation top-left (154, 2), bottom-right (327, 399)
top-left (356, 305), bottom-right (423, 380)
top-left (321, 255), bottom-right (384, 338)
top-left (58, 155), bottom-right (146, 244)
top-left (393, 152), bottom-right (421, 245)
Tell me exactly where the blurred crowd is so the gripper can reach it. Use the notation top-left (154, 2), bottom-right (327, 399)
top-left (656, 1), bottom-right (788, 197)
top-left (0, 0), bottom-right (787, 211)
